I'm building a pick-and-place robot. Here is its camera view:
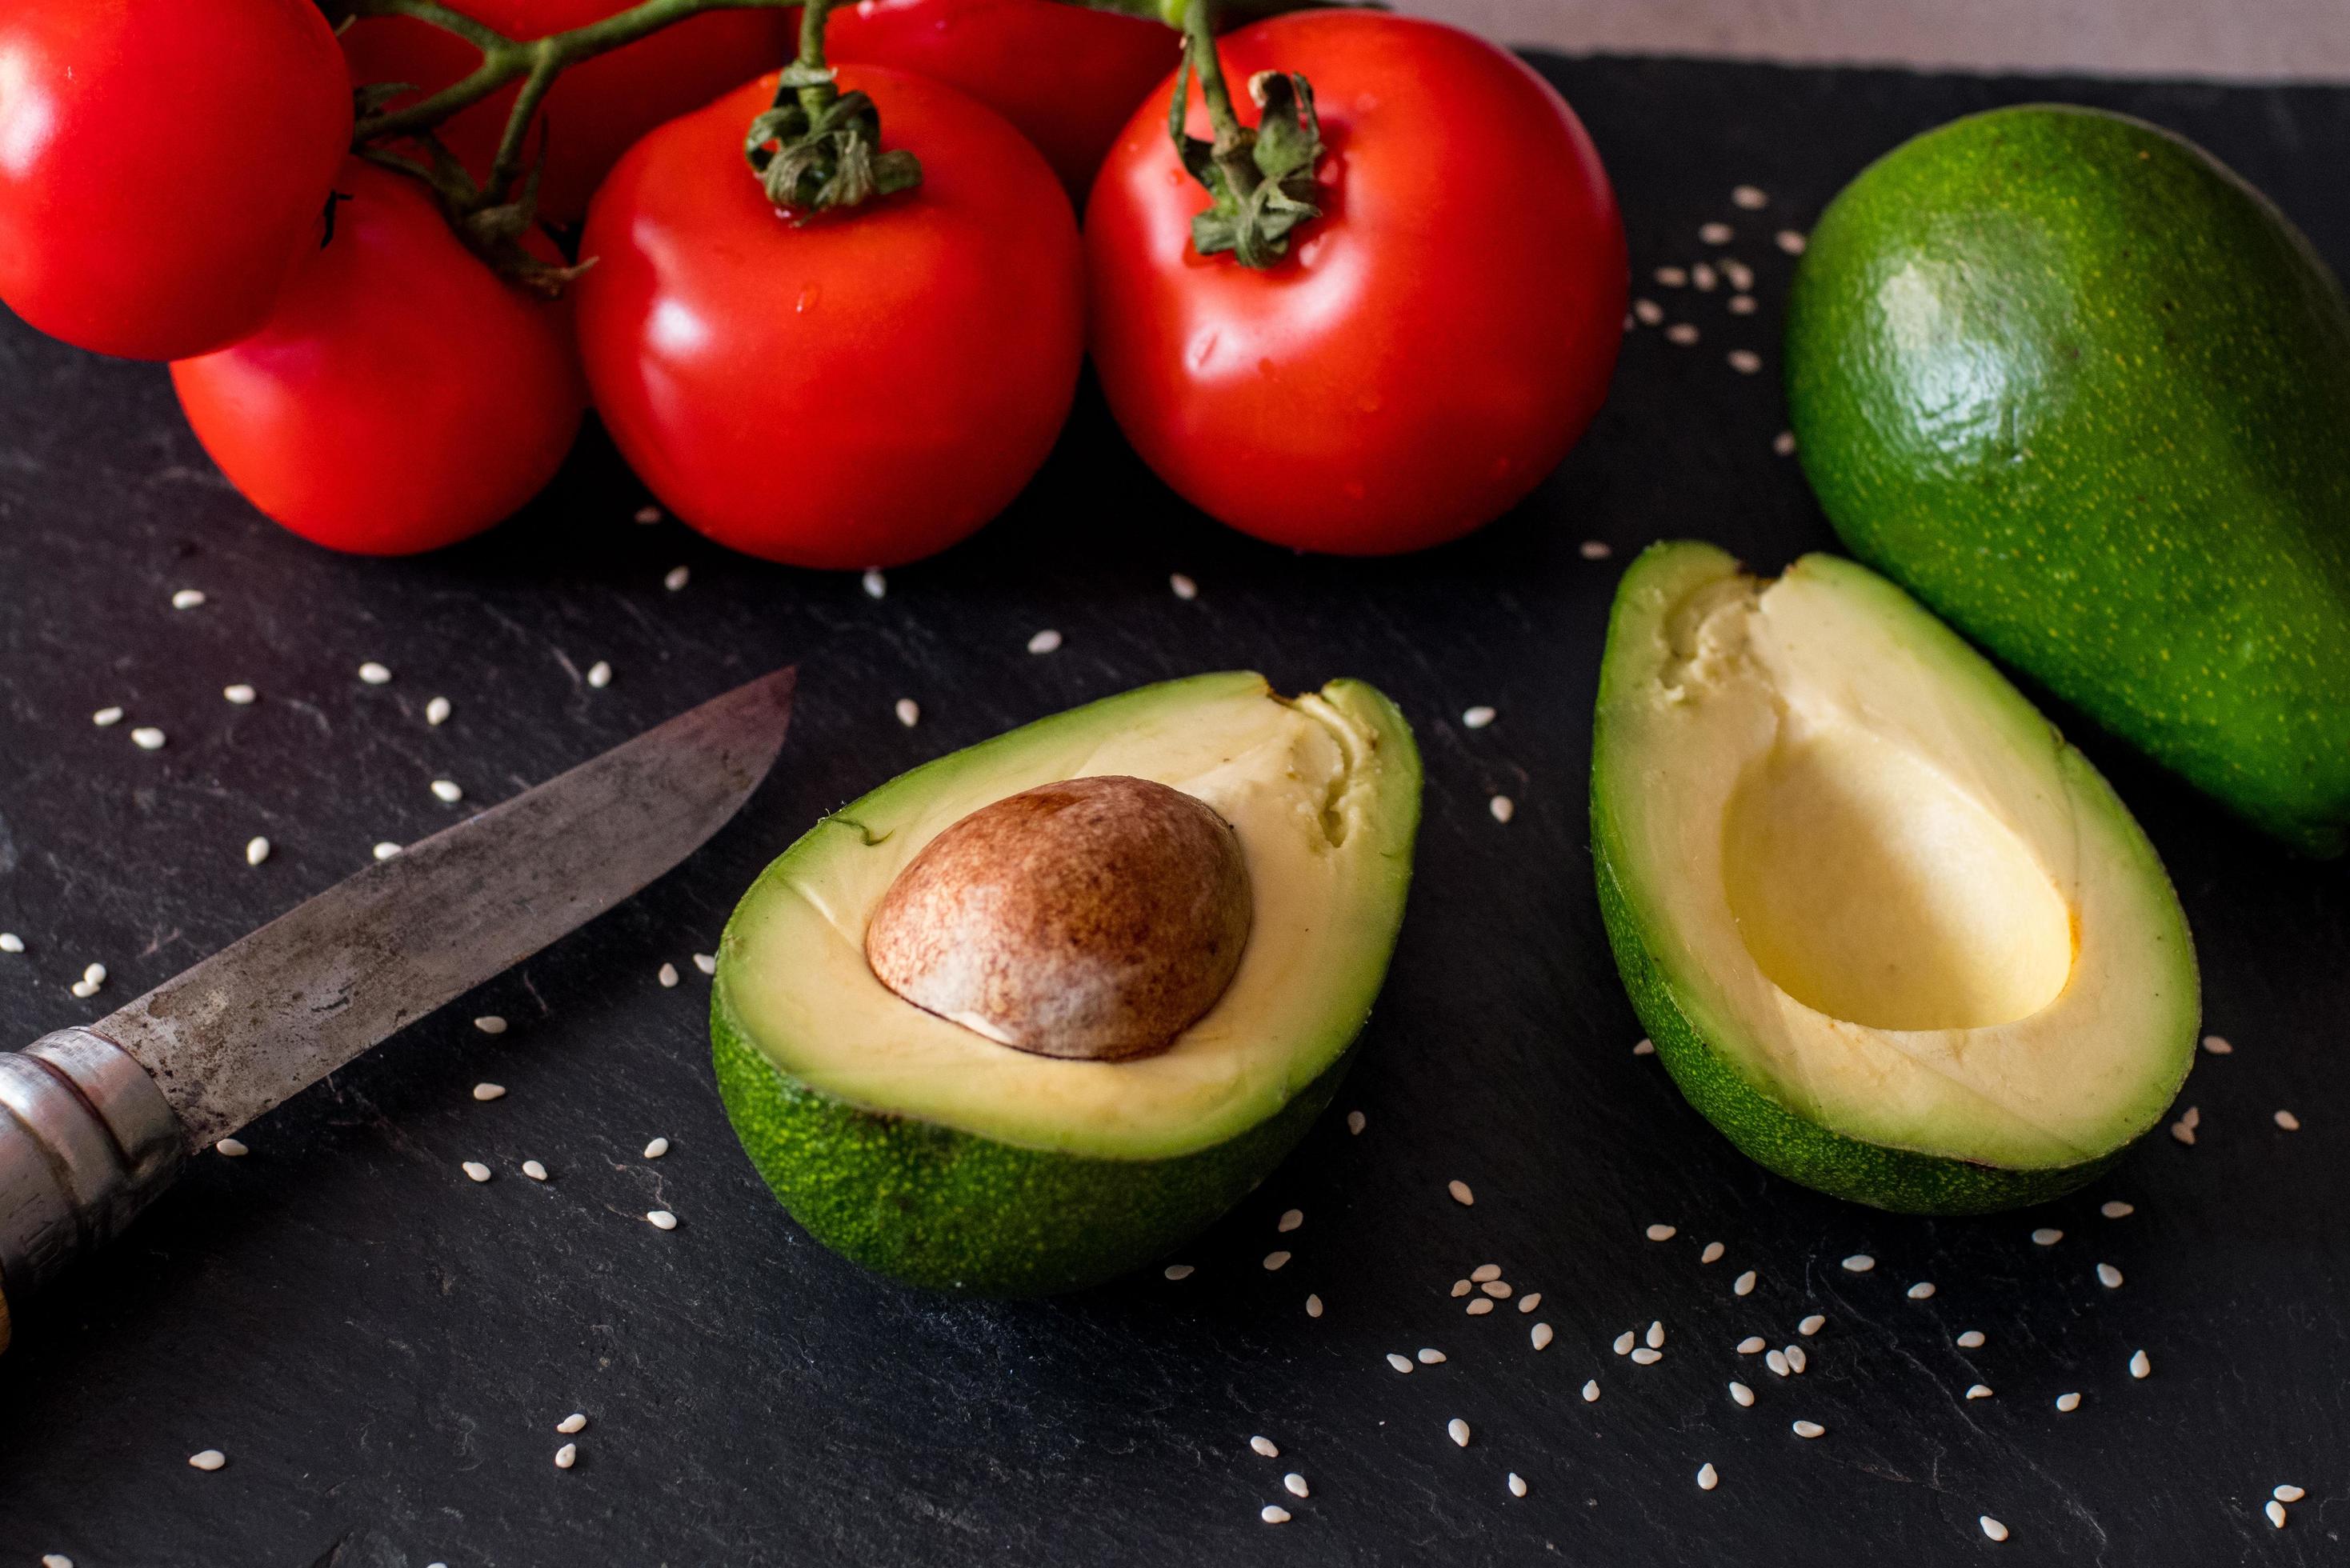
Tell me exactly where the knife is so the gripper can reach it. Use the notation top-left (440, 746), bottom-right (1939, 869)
top-left (0, 665), bottom-right (796, 1349)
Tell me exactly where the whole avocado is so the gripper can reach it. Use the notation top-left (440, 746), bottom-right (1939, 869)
top-left (1784, 105), bottom-right (2350, 856)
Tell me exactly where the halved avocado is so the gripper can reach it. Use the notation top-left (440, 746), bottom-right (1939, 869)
top-left (1592, 542), bottom-right (2198, 1212)
top-left (712, 672), bottom-right (1421, 1294)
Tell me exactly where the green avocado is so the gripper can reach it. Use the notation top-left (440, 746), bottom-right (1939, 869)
top-left (1592, 542), bottom-right (2198, 1213)
top-left (1784, 104), bottom-right (2350, 857)
top-left (711, 671), bottom-right (1421, 1294)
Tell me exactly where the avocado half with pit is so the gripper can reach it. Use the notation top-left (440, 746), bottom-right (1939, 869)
top-left (1593, 542), bottom-right (2197, 1212)
top-left (712, 671), bottom-right (1421, 1294)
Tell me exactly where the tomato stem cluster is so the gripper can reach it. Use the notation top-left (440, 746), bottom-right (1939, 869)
top-left (742, 0), bottom-right (923, 214)
top-left (1169, 0), bottom-right (1323, 268)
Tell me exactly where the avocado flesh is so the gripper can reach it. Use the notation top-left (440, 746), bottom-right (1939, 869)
top-left (1593, 542), bottom-right (2198, 1212)
top-left (1784, 105), bottom-right (2350, 857)
top-left (713, 671), bottom-right (1420, 1294)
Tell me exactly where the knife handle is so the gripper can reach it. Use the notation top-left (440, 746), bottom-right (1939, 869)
top-left (0, 1029), bottom-right (186, 1351)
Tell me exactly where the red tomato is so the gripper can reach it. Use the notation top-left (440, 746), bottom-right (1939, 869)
top-left (0, 0), bottom-right (350, 361)
top-left (827, 0), bottom-right (1177, 197)
top-left (171, 160), bottom-right (586, 556)
top-left (341, 1), bottom-right (792, 224)
top-left (574, 67), bottom-right (1085, 570)
top-left (1085, 12), bottom-right (1627, 555)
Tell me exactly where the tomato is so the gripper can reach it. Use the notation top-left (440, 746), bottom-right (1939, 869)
top-left (827, 0), bottom-right (1177, 197)
top-left (341, 1), bottom-right (792, 224)
top-left (171, 160), bottom-right (586, 557)
top-left (574, 67), bottom-right (1084, 570)
top-left (0, 0), bottom-right (350, 361)
top-left (1085, 12), bottom-right (1627, 555)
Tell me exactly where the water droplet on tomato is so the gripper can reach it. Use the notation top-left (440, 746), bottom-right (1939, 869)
top-left (797, 284), bottom-right (822, 314)
top-left (1187, 330), bottom-right (1219, 370)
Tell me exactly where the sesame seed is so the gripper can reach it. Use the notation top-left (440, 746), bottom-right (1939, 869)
top-left (1387, 1354), bottom-right (1413, 1374)
top-left (1531, 1322), bottom-right (1554, 1350)
top-left (471, 1082), bottom-right (506, 1102)
top-left (694, 953), bottom-right (716, 974)
top-left (1776, 230), bottom-right (1808, 254)
top-left (1259, 1505), bottom-right (1291, 1525)
top-left (659, 962), bottom-right (679, 988)
top-left (430, 779), bottom-right (463, 803)
top-left (246, 836), bottom-right (270, 866)
top-left (1697, 1462), bottom-right (1719, 1490)
top-left (1634, 1038), bottom-right (1655, 1055)
top-left (1614, 1331), bottom-right (1635, 1355)
top-left (188, 1450), bottom-right (226, 1471)
top-left (2096, 1262), bottom-right (2124, 1288)
top-left (1727, 350), bottom-right (1763, 374)
top-left (2276, 1485), bottom-right (2305, 1502)
top-left (1283, 1473), bottom-right (1308, 1498)
top-left (172, 589), bottom-right (206, 610)
top-left (1699, 222), bottom-right (1733, 245)
top-left (1784, 1345), bottom-right (1807, 1374)
top-left (2202, 1034), bottom-right (2232, 1054)
top-left (1700, 1241), bottom-right (1724, 1263)
top-left (862, 569), bottom-right (887, 598)
top-left (643, 1137), bottom-right (670, 1159)
top-left (2031, 1227), bottom-right (2062, 1246)
top-left (2171, 1120), bottom-right (2196, 1145)
top-left (1798, 1314), bottom-right (1825, 1335)
top-left (1692, 262), bottom-right (1719, 291)
top-left (1791, 1421), bottom-right (1824, 1439)
top-left (2129, 1349), bottom-right (2151, 1378)
top-left (1728, 294), bottom-right (1757, 315)
top-left (1466, 1298), bottom-right (1494, 1316)
top-left (2276, 1109), bottom-right (2302, 1130)
top-left (2266, 1500), bottom-right (2287, 1529)
top-left (1164, 1264), bottom-right (1195, 1281)
top-left (664, 565), bottom-right (691, 592)
top-left (647, 1210), bottom-right (678, 1230)
top-left (2101, 1200), bottom-right (2136, 1218)
top-left (1263, 1250), bottom-right (1291, 1271)
top-left (1489, 794), bottom-right (1516, 823)
top-left (1451, 1278), bottom-right (1471, 1297)
top-left (1664, 322), bottom-right (1700, 346)
top-left (1766, 1350), bottom-right (1789, 1378)
top-left (1646, 1223), bottom-right (1677, 1242)
top-left (2182, 1105), bottom-right (2200, 1129)
top-left (1170, 572), bottom-right (1199, 600)
top-left (522, 1160), bottom-right (548, 1181)
top-left (1483, 1281), bottom-right (1512, 1299)
top-left (215, 1137), bottom-right (248, 1157)
top-left (359, 662), bottom-right (393, 685)
top-left (82, 962), bottom-right (106, 987)
top-left (1737, 1336), bottom-right (1766, 1354)
top-left (1470, 1262), bottom-right (1501, 1282)
top-left (373, 842), bottom-right (402, 861)
top-left (1957, 1330), bottom-right (1986, 1349)
top-left (70, 980), bottom-right (97, 999)
top-left (1908, 1282), bottom-right (1936, 1299)
top-left (0, 934), bottom-right (20, 954)
top-left (1773, 430), bottom-right (1798, 456)
top-left (1731, 185), bottom-right (1768, 209)
top-left (1841, 1254), bottom-right (1875, 1273)
top-left (426, 696), bottom-right (452, 726)
top-left (1447, 1179), bottom-right (1474, 1206)
top-left (1251, 1435), bottom-right (1279, 1458)
top-left (635, 505), bottom-right (663, 525)
top-left (1277, 1208), bottom-right (1303, 1234)
top-left (224, 684), bottom-right (257, 705)
top-left (1507, 1472), bottom-right (1528, 1498)
top-left (557, 1413), bottom-right (587, 1434)
top-left (1966, 1384), bottom-right (1992, 1400)
top-left (474, 1015), bottom-right (507, 1035)
top-left (42, 1554), bottom-right (70, 1567)
top-left (1347, 1110), bottom-right (1365, 1135)
top-left (462, 1161), bottom-right (490, 1182)
top-left (1519, 1292), bottom-right (1541, 1313)
top-left (1416, 1347), bottom-right (1446, 1366)
top-left (1462, 705), bottom-right (1496, 730)
top-left (1655, 266), bottom-right (1688, 287)
top-left (1980, 1515), bottom-right (2008, 1542)
top-left (891, 698), bottom-right (922, 730)
top-left (586, 660), bottom-right (612, 690)
top-left (93, 706), bottom-right (123, 726)
top-left (1027, 629), bottom-right (1063, 654)
top-left (1305, 1294), bottom-right (1323, 1318)
top-left (1723, 260), bottom-right (1755, 292)
top-left (1729, 1380), bottom-right (1755, 1407)
top-left (554, 1443), bottom-right (577, 1470)
top-left (1447, 1418), bottom-right (1471, 1448)
top-left (1631, 1346), bottom-right (1662, 1365)
top-left (1633, 298), bottom-right (1664, 326)
top-left (1734, 1270), bottom-right (1755, 1296)
top-left (1646, 1320), bottom-right (1665, 1349)
top-left (2055, 1392), bottom-right (2080, 1412)
top-left (130, 726), bottom-right (166, 750)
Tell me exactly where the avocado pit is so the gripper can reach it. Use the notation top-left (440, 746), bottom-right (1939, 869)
top-left (864, 775), bottom-right (1252, 1061)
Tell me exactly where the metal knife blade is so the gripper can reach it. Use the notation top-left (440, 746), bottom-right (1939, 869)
top-left (96, 666), bottom-right (795, 1147)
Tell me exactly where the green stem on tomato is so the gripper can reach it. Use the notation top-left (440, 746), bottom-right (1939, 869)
top-left (741, 0), bottom-right (922, 215)
top-left (1167, 0), bottom-right (1323, 268)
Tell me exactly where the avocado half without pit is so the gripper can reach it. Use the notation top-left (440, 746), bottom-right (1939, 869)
top-left (711, 672), bottom-right (1421, 1295)
top-left (1593, 542), bottom-right (2198, 1213)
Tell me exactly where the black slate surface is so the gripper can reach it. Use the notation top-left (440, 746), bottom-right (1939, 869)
top-left (2, 52), bottom-right (2348, 1568)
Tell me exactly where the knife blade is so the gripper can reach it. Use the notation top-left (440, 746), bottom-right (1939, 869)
top-left (0, 666), bottom-right (795, 1333)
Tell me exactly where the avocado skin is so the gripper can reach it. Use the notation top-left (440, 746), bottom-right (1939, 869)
top-left (1593, 835), bottom-right (2116, 1215)
top-left (712, 994), bottom-right (1355, 1296)
top-left (1785, 104), bottom-right (2350, 857)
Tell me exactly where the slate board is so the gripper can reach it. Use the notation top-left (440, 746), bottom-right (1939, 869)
top-left (2, 52), bottom-right (2347, 1568)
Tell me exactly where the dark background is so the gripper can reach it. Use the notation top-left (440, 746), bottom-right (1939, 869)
top-left (2, 54), bottom-right (2346, 1568)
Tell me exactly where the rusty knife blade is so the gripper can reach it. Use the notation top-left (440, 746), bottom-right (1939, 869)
top-left (96, 666), bottom-right (796, 1146)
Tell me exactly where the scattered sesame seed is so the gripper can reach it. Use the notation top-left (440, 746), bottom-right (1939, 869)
top-left (659, 962), bottom-right (679, 988)
top-left (1461, 705), bottom-right (1497, 730)
top-left (462, 1162), bottom-right (491, 1183)
top-left (473, 1015), bottom-right (507, 1036)
top-left (1519, 1292), bottom-right (1541, 1313)
top-left (2100, 1200), bottom-right (2135, 1218)
top-left (694, 953), bottom-right (716, 974)
top-left (2202, 1034), bottom-right (2232, 1054)
top-left (1734, 1270), bottom-right (1755, 1297)
top-left (1691, 262), bottom-right (1719, 292)
top-left (1259, 1505), bottom-right (1291, 1525)
top-left (246, 836), bottom-right (270, 866)
top-left (430, 779), bottom-right (464, 804)
top-left (1980, 1515), bottom-right (2009, 1543)
top-left (1469, 1262), bottom-right (1501, 1282)
top-left (1699, 1241), bottom-right (1724, 1263)
top-left (426, 696), bottom-right (452, 726)
top-left (2129, 1350), bottom-right (2151, 1378)
top-left (1908, 1282), bottom-right (1936, 1299)
top-left (643, 1137), bottom-right (671, 1159)
top-left (1776, 230), bottom-right (1808, 254)
top-left (0, 934), bottom-right (20, 954)
top-left (1655, 266), bottom-right (1688, 287)
top-left (1664, 322), bottom-right (1700, 346)
top-left (1483, 1281), bottom-right (1512, 1299)
top-left (1507, 1472), bottom-right (1528, 1498)
top-left (1727, 350), bottom-right (1763, 375)
top-left (2183, 1105), bottom-right (2200, 1129)
top-left (1451, 1278), bottom-right (1472, 1297)
top-left (2096, 1262), bottom-right (2124, 1288)
top-left (42, 1554), bottom-right (70, 1567)
top-left (1798, 1314), bottom-right (1825, 1336)
top-left (1791, 1421), bottom-right (1824, 1439)
top-left (1249, 1434), bottom-right (1279, 1458)
top-left (1966, 1384), bottom-right (1993, 1401)
top-left (1646, 1223), bottom-right (1677, 1242)
top-left (1957, 1330), bottom-right (1985, 1349)
top-left (1737, 1337), bottom-right (1766, 1354)
top-left (1633, 1038), bottom-right (1655, 1055)
top-left (557, 1413), bottom-right (587, 1434)
top-left (1631, 1347), bottom-right (1662, 1366)
top-left (1772, 430), bottom-right (1798, 457)
top-left (1766, 1349), bottom-right (1790, 1378)
top-left (471, 1082), bottom-right (506, 1102)
top-left (1466, 1298), bottom-right (1495, 1316)
top-left (188, 1450), bottom-right (226, 1471)
top-left (1531, 1322), bottom-right (1554, 1350)
top-left (1306, 1294), bottom-right (1323, 1318)
top-left (1723, 260), bottom-right (1755, 292)
top-left (862, 569), bottom-right (887, 599)
top-left (373, 842), bottom-right (402, 861)
top-left (586, 660), bottom-right (613, 690)
top-left (1633, 298), bottom-right (1664, 326)
top-left (224, 684), bottom-right (257, 705)
top-left (216, 1138), bottom-right (248, 1158)
top-left (889, 698), bottom-right (922, 730)
top-left (2032, 1227), bottom-right (2062, 1246)
top-left (82, 962), bottom-right (106, 987)
top-left (2055, 1392), bottom-right (2080, 1412)
top-left (1646, 1320), bottom-right (1665, 1349)
top-left (1727, 294), bottom-right (1757, 315)
top-left (1784, 1346), bottom-right (1807, 1374)
top-left (1731, 185), bottom-right (1768, 209)
top-left (1027, 629), bottom-right (1063, 654)
top-left (1614, 1331), bottom-right (1635, 1355)
top-left (1170, 572), bottom-right (1199, 600)
top-left (1447, 1179), bottom-right (1474, 1206)
top-left (1164, 1264), bottom-right (1195, 1281)
top-left (2267, 1500), bottom-right (2287, 1529)
top-left (172, 589), bottom-right (206, 610)
top-left (2276, 1109), bottom-right (2302, 1130)
top-left (1388, 1354), bottom-right (1414, 1374)
top-left (554, 1443), bottom-right (577, 1470)
top-left (522, 1160), bottom-right (548, 1181)
top-left (1263, 1250), bottom-right (1291, 1271)
top-left (1489, 794), bottom-right (1516, 823)
top-left (647, 1209), bottom-right (678, 1230)
top-left (359, 662), bottom-right (392, 685)
top-left (1283, 1472), bottom-right (1308, 1498)
top-left (664, 565), bottom-right (691, 592)
top-left (635, 505), bottom-right (663, 525)
top-left (1416, 1347), bottom-right (1445, 1365)
top-left (2276, 1485), bottom-right (2305, 1503)
top-left (92, 706), bottom-right (123, 727)
top-left (2170, 1121), bottom-right (2196, 1145)
top-left (1697, 1462), bottom-right (1719, 1491)
top-left (1841, 1254), bottom-right (1875, 1273)
top-left (1447, 1418), bottom-right (1471, 1448)
top-left (1277, 1208), bottom-right (1303, 1234)
top-left (1347, 1110), bottom-right (1366, 1134)
top-left (1699, 221), bottom-right (1733, 245)
top-left (1729, 1380), bottom-right (1755, 1407)
top-left (130, 726), bottom-right (166, 750)
top-left (1582, 1379), bottom-right (1599, 1402)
